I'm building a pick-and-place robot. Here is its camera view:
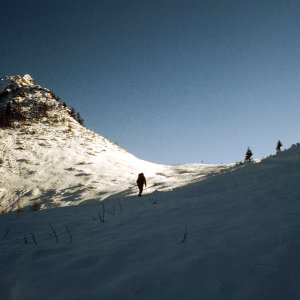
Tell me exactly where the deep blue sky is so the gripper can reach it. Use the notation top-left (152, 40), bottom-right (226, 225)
top-left (1, 0), bottom-right (300, 164)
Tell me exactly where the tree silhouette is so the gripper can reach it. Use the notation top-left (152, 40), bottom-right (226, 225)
top-left (276, 140), bottom-right (282, 153)
top-left (70, 107), bottom-right (76, 118)
top-left (5, 103), bottom-right (11, 117)
top-left (245, 147), bottom-right (253, 162)
top-left (0, 103), bottom-right (11, 127)
top-left (76, 112), bottom-right (84, 126)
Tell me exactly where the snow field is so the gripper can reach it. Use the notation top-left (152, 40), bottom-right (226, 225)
top-left (1, 144), bottom-right (300, 299)
top-left (1, 75), bottom-right (299, 299)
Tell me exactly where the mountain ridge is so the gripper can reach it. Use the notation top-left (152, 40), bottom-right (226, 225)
top-left (0, 75), bottom-right (231, 212)
top-left (0, 74), bottom-right (82, 127)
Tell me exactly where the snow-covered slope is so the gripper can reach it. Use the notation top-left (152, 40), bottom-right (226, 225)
top-left (0, 143), bottom-right (299, 300)
top-left (0, 75), bottom-right (299, 300)
top-left (0, 75), bottom-right (231, 212)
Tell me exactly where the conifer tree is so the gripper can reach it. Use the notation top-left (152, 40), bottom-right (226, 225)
top-left (245, 147), bottom-right (253, 162)
top-left (76, 112), bottom-right (84, 126)
top-left (5, 103), bottom-right (11, 117)
top-left (276, 140), bottom-right (282, 153)
top-left (0, 103), bottom-right (11, 127)
top-left (70, 107), bottom-right (76, 118)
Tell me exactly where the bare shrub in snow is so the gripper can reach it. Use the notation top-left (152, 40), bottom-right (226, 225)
top-left (28, 233), bottom-right (38, 246)
top-left (48, 223), bottom-right (58, 242)
top-left (181, 225), bottom-right (188, 243)
top-left (98, 203), bottom-right (106, 223)
top-left (65, 226), bottom-right (73, 243)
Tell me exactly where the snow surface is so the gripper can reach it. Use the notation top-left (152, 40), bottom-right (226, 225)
top-left (0, 75), bottom-right (231, 212)
top-left (0, 121), bottom-right (230, 212)
top-left (1, 145), bottom-right (300, 300)
top-left (1, 75), bottom-right (299, 299)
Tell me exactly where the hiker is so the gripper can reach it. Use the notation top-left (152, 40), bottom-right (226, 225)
top-left (136, 173), bottom-right (146, 196)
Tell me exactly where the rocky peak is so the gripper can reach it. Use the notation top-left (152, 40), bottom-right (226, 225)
top-left (0, 74), bottom-right (83, 127)
top-left (2, 74), bottom-right (35, 88)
